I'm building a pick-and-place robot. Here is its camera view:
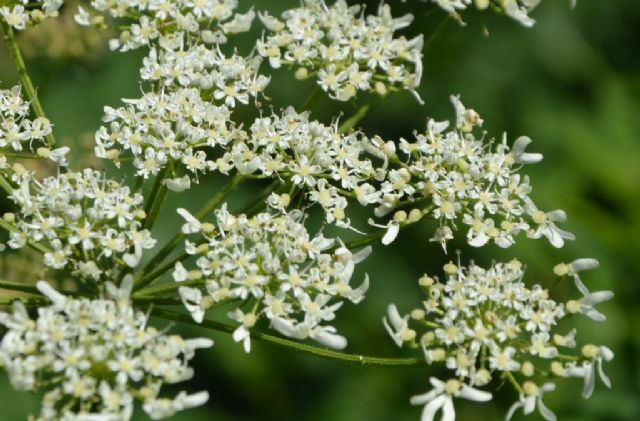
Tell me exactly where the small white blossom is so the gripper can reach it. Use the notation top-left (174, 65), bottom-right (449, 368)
top-left (410, 377), bottom-right (492, 421)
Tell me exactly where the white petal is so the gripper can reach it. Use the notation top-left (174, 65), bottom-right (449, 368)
top-left (584, 290), bottom-right (614, 305)
top-left (571, 258), bottom-right (599, 272)
top-left (505, 400), bottom-right (523, 421)
top-left (382, 222), bottom-right (400, 245)
top-left (177, 391), bottom-right (209, 409)
top-left (459, 385), bottom-right (492, 402)
top-left (176, 208), bottom-right (201, 234)
top-left (36, 281), bottom-right (67, 307)
top-left (410, 390), bottom-right (438, 406)
top-left (165, 176), bottom-right (191, 192)
top-left (312, 328), bottom-right (347, 350)
top-left (422, 395), bottom-right (446, 421)
top-left (597, 359), bottom-right (611, 388)
top-left (523, 396), bottom-right (536, 415)
top-left (468, 232), bottom-right (489, 247)
top-left (582, 364), bottom-right (596, 399)
top-left (352, 246), bottom-right (372, 264)
top-left (185, 338), bottom-right (214, 349)
top-left (441, 397), bottom-right (456, 421)
top-left (599, 346), bottom-right (614, 361)
top-left (537, 398), bottom-right (557, 421)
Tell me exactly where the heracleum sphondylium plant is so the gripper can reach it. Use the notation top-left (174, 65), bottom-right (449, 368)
top-left (0, 0), bottom-right (613, 420)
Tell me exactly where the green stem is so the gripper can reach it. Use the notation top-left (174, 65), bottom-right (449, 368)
top-left (153, 308), bottom-right (426, 368)
top-left (300, 86), bottom-right (323, 111)
top-left (136, 251), bottom-right (189, 289)
top-left (338, 97), bottom-right (382, 134)
top-left (1, 22), bottom-right (56, 147)
top-left (0, 173), bottom-right (14, 195)
top-left (0, 151), bottom-right (42, 160)
top-left (344, 230), bottom-right (386, 251)
top-left (238, 179), bottom-right (283, 217)
top-left (423, 16), bottom-right (451, 57)
top-left (0, 296), bottom-right (49, 306)
top-left (142, 166), bottom-right (169, 231)
top-left (0, 218), bottom-right (50, 254)
top-left (134, 279), bottom-right (205, 298)
top-left (132, 296), bottom-right (183, 305)
top-left (133, 174), bottom-right (245, 291)
top-left (0, 280), bottom-right (40, 295)
top-left (193, 174), bottom-right (245, 220)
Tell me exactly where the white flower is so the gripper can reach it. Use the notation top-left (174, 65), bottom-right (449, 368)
top-left (567, 282), bottom-right (613, 322)
top-left (228, 309), bottom-right (257, 353)
top-left (511, 136), bottom-right (543, 164)
top-left (506, 382), bottom-right (557, 421)
top-left (566, 345), bottom-right (614, 399)
top-left (384, 304), bottom-right (416, 347)
top-left (410, 378), bottom-right (492, 421)
top-left (165, 176), bottom-right (191, 192)
top-left (177, 208), bottom-right (202, 234)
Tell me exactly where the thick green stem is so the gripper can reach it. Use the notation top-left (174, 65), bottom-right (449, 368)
top-left (133, 174), bottom-right (245, 291)
top-left (0, 280), bottom-right (40, 295)
top-left (153, 308), bottom-right (425, 368)
top-left (1, 23), bottom-right (56, 146)
top-left (142, 166), bottom-right (169, 231)
top-left (0, 173), bottom-right (14, 195)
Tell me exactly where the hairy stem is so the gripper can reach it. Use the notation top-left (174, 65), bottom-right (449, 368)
top-left (153, 308), bottom-right (426, 368)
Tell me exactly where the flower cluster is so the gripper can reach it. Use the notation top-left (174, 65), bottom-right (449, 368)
top-left (173, 204), bottom-right (370, 352)
top-left (6, 169), bottom-right (156, 281)
top-left (425, 0), bottom-right (578, 27)
top-left (369, 95), bottom-right (574, 250)
top-left (76, 0), bottom-right (255, 52)
top-left (0, 84), bottom-right (65, 167)
top-left (140, 45), bottom-right (270, 107)
top-left (95, 87), bottom-right (245, 182)
top-left (225, 97), bottom-right (571, 250)
top-left (384, 258), bottom-right (613, 421)
top-left (0, 279), bottom-right (212, 420)
top-left (223, 106), bottom-right (380, 228)
top-left (257, 0), bottom-right (423, 101)
top-left (423, 0), bottom-right (531, 27)
top-left (0, 0), bottom-right (63, 31)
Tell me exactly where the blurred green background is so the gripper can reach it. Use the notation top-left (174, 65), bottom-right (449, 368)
top-left (1, 0), bottom-right (639, 420)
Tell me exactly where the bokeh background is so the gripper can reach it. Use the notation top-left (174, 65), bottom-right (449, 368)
top-left (1, 0), bottom-right (639, 420)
